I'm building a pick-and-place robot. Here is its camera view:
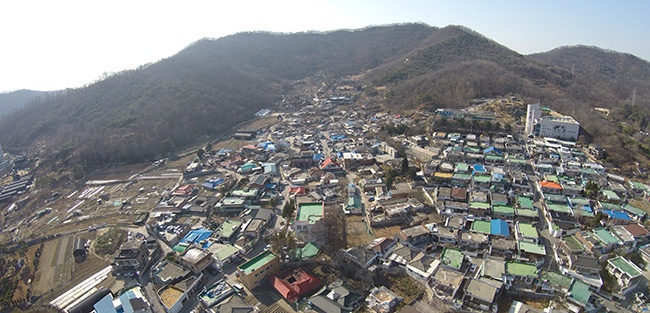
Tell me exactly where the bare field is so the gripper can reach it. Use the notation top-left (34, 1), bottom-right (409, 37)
top-left (32, 236), bottom-right (74, 296)
top-left (373, 225), bottom-right (402, 239)
top-left (345, 215), bottom-right (374, 247)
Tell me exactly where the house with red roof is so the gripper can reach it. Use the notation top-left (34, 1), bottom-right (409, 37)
top-left (319, 157), bottom-right (343, 174)
top-left (172, 184), bottom-right (197, 197)
top-left (539, 181), bottom-right (563, 195)
top-left (269, 268), bottom-right (322, 302)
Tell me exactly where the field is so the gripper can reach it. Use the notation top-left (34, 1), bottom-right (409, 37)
top-left (32, 233), bottom-right (112, 304)
top-left (373, 225), bottom-right (402, 239)
top-left (32, 236), bottom-right (74, 295)
top-left (345, 215), bottom-right (374, 247)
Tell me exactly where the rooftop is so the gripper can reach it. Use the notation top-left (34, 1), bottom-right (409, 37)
top-left (517, 223), bottom-right (538, 239)
top-left (518, 241), bottom-right (546, 255)
top-left (297, 202), bottom-right (324, 224)
top-left (159, 286), bottom-right (185, 309)
top-left (472, 220), bottom-right (491, 234)
top-left (505, 261), bottom-right (537, 278)
top-left (490, 219), bottom-right (510, 236)
top-left (592, 228), bottom-right (620, 245)
top-left (540, 270), bottom-right (573, 290)
top-left (608, 256), bottom-right (641, 277)
top-left (440, 247), bottom-right (464, 271)
top-left (238, 250), bottom-right (277, 275)
top-left (568, 279), bottom-right (591, 305)
top-left (517, 197), bottom-right (534, 209)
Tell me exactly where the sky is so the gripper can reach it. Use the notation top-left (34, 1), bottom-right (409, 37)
top-left (1, 0), bottom-right (648, 92)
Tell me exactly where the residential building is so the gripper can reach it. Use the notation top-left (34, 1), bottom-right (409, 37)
top-left (463, 278), bottom-right (501, 313)
top-left (308, 279), bottom-right (363, 313)
top-left (236, 251), bottom-right (280, 290)
top-left (112, 240), bottom-right (149, 276)
top-left (270, 268), bottom-right (322, 302)
top-left (294, 202), bottom-right (325, 242)
top-left (180, 248), bottom-right (213, 274)
top-left (366, 286), bottom-right (403, 313)
top-left (606, 256), bottom-right (643, 295)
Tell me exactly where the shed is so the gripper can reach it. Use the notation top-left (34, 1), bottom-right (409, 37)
top-left (73, 238), bottom-right (88, 259)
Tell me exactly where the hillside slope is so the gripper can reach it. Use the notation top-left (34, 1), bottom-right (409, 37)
top-left (0, 90), bottom-right (48, 117)
top-left (0, 24), bottom-right (437, 164)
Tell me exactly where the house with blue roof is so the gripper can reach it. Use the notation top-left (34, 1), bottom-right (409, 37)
top-left (483, 146), bottom-right (503, 155)
top-left (180, 228), bottom-right (213, 248)
top-left (601, 210), bottom-right (632, 225)
top-left (490, 219), bottom-right (510, 237)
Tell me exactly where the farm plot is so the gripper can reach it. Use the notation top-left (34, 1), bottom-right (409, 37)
top-left (32, 236), bottom-right (74, 295)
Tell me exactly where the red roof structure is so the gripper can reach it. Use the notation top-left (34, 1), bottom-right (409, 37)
top-left (173, 184), bottom-right (196, 196)
top-left (319, 157), bottom-right (341, 171)
top-left (540, 181), bottom-right (562, 190)
top-left (290, 186), bottom-right (306, 195)
top-left (269, 268), bottom-right (322, 302)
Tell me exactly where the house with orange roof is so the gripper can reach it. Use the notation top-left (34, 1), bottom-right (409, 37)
top-left (539, 181), bottom-right (563, 195)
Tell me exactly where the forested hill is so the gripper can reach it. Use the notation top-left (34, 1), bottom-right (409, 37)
top-left (0, 23), bottom-right (649, 166)
top-left (0, 90), bottom-right (48, 117)
top-left (0, 23), bottom-right (438, 164)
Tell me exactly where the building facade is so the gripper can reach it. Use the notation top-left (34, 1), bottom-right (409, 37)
top-left (537, 116), bottom-right (580, 141)
top-left (525, 103), bottom-right (541, 135)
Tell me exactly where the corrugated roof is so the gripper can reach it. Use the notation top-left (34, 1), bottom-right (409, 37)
top-left (490, 219), bottom-right (510, 236)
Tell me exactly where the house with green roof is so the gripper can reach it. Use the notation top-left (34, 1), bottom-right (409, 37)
top-left (440, 247), bottom-right (465, 272)
top-left (504, 261), bottom-right (538, 290)
top-left (472, 220), bottom-right (491, 234)
top-left (237, 250), bottom-right (280, 289)
top-left (592, 228), bottom-right (620, 252)
top-left (515, 222), bottom-right (539, 244)
top-left (215, 219), bottom-right (243, 243)
top-left (516, 197), bottom-right (534, 210)
top-left (468, 201), bottom-right (491, 217)
top-left (567, 280), bottom-right (595, 312)
top-left (606, 256), bottom-right (643, 295)
top-left (538, 269), bottom-right (573, 294)
top-left (517, 241), bottom-right (546, 267)
top-left (515, 207), bottom-right (539, 222)
top-left (492, 205), bottom-right (515, 220)
top-left (294, 202), bottom-right (325, 243)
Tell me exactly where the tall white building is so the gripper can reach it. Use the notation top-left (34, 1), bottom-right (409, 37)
top-left (525, 103), bottom-right (541, 135)
top-left (0, 143), bottom-right (8, 173)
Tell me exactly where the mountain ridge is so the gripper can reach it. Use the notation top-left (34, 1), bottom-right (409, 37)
top-left (0, 23), bottom-right (648, 166)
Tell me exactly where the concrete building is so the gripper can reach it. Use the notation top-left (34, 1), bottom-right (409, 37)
top-left (0, 143), bottom-right (8, 173)
top-left (294, 202), bottom-right (325, 242)
top-left (525, 103), bottom-right (541, 135)
top-left (236, 250), bottom-right (280, 290)
top-left (537, 116), bottom-right (580, 141)
top-left (112, 240), bottom-right (149, 276)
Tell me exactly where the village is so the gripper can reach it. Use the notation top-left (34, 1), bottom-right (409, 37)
top-left (1, 80), bottom-right (650, 313)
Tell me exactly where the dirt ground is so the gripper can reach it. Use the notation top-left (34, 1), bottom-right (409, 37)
top-left (32, 235), bottom-right (74, 296)
top-left (373, 225), bottom-right (402, 239)
top-left (345, 215), bottom-right (374, 247)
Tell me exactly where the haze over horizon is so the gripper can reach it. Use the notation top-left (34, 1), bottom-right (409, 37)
top-left (1, 0), bottom-right (648, 92)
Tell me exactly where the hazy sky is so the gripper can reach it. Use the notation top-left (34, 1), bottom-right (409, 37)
top-left (1, 0), bottom-right (648, 92)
